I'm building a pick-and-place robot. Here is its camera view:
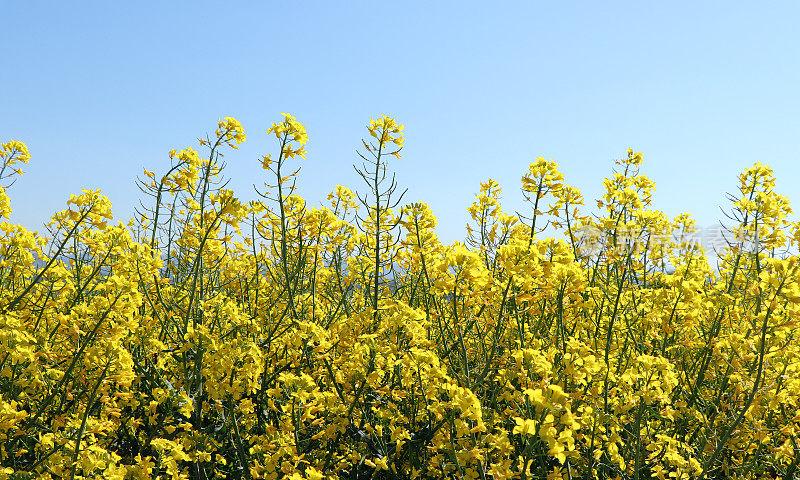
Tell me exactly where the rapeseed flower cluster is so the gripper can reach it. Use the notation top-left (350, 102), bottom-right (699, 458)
top-left (1, 116), bottom-right (799, 480)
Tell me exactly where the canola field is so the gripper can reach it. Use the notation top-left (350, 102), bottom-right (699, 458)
top-left (0, 115), bottom-right (799, 479)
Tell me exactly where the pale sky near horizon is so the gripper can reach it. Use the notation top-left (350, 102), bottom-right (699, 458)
top-left (2, 1), bottom-right (799, 249)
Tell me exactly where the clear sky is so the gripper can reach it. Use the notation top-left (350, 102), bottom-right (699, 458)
top-left (2, 1), bottom-right (799, 246)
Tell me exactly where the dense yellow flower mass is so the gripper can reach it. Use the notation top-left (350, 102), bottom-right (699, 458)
top-left (1, 117), bottom-right (800, 480)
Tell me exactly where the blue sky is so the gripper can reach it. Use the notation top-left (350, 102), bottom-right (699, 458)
top-left (2, 1), bottom-right (799, 245)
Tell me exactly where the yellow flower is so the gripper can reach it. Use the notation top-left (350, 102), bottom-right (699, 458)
top-left (217, 116), bottom-right (246, 146)
top-left (513, 417), bottom-right (537, 436)
top-left (367, 115), bottom-right (404, 153)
